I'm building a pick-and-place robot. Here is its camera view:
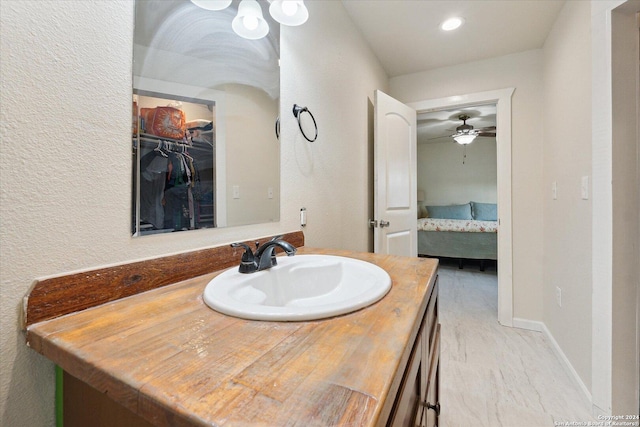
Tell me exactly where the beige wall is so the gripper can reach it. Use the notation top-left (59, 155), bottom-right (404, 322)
top-left (390, 49), bottom-right (545, 322)
top-left (542, 0), bottom-right (593, 393)
top-left (224, 84), bottom-right (280, 226)
top-left (418, 140), bottom-right (497, 206)
top-left (0, 1), bottom-right (387, 425)
top-left (280, 1), bottom-right (388, 252)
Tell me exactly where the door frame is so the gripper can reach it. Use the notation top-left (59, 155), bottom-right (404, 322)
top-left (408, 87), bottom-right (515, 327)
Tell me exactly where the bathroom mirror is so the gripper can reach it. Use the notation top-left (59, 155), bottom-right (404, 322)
top-left (132, 0), bottom-right (280, 236)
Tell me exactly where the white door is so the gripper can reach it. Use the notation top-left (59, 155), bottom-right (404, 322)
top-left (373, 90), bottom-right (417, 256)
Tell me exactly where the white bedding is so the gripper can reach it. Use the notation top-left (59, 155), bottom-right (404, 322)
top-left (417, 218), bottom-right (498, 233)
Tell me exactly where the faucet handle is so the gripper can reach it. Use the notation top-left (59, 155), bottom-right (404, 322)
top-left (231, 242), bottom-right (254, 258)
top-left (230, 242), bottom-right (257, 273)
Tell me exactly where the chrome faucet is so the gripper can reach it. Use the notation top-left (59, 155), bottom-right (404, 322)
top-left (230, 236), bottom-right (296, 274)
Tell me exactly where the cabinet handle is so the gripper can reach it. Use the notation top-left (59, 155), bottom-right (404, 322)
top-left (422, 401), bottom-right (440, 416)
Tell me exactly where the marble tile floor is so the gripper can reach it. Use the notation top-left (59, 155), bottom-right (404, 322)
top-left (437, 263), bottom-right (596, 427)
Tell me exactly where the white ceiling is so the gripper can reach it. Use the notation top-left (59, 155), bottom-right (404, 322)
top-left (341, 0), bottom-right (566, 77)
top-left (417, 104), bottom-right (496, 144)
top-left (340, 0), bottom-right (564, 144)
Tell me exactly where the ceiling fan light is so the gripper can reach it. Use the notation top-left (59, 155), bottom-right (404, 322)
top-left (453, 133), bottom-right (477, 145)
top-left (269, 0), bottom-right (309, 26)
top-left (441, 17), bottom-right (463, 31)
top-left (190, 0), bottom-right (232, 11)
top-left (233, 0), bottom-right (270, 39)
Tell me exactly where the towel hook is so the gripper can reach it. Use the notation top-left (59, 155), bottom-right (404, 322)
top-left (292, 104), bottom-right (318, 142)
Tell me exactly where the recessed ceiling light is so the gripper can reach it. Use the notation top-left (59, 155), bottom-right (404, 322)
top-left (441, 17), bottom-right (463, 31)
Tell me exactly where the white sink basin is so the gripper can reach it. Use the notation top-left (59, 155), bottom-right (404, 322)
top-left (203, 254), bottom-right (391, 321)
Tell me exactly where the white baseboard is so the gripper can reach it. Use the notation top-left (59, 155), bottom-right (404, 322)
top-left (541, 323), bottom-right (593, 404)
top-left (512, 318), bottom-right (592, 405)
top-left (512, 317), bottom-right (544, 332)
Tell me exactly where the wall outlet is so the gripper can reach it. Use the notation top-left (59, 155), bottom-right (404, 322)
top-left (556, 286), bottom-right (562, 307)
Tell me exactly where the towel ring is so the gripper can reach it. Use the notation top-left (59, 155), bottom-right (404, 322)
top-left (292, 104), bottom-right (318, 142)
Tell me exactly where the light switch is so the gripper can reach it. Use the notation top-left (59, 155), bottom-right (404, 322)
top-left (232, 185), bottom-right (240, 199)
top-left (552, 181), bottom-right (557, 200)
top-left (267, 187), bottom-right (274, 199)
top-left (581, 176), bottom-right (589, 200)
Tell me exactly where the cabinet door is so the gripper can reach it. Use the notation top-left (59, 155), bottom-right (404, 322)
top-left (425, 324), bottom-right (441, 427)
top-left (422, 278), bottom-right (438, 401)
top-left (388, 332), bottom-right (423, 427)
top-left (63, 371), bottom-right (153, 427)
top-left (388, 275), bottom-right (438, 427)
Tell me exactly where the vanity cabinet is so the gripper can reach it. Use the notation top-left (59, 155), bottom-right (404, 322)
top-left (387, 277), bottom-right (440, 427)
top-left (24, 245), bottom-right (439, 427)
top-left (60, 277), bottom-right (441, 427)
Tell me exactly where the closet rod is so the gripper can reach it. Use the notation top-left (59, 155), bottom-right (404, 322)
top-left (137, 135), bottom-right (212, 152)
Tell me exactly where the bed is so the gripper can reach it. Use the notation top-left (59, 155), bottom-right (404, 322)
top-left (418, 202), bottom-right (498, 267)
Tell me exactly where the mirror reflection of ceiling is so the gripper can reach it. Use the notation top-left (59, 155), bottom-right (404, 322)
top-left (134, 0), bottom-right (280, 99)
top-left (417, 105), bottom-right (496, 145)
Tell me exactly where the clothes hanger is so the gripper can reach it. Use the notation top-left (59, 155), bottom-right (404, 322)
top-left (180, 145), bottom-right (193, 161)
top-left (154, 140), bottom-right (168, 157)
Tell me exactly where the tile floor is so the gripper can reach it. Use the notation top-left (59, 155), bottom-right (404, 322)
top-left (437, 262), bottom-right (596, 427)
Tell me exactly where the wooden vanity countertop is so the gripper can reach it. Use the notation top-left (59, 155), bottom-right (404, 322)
top-left (26, 248), bottom-right (438, 427)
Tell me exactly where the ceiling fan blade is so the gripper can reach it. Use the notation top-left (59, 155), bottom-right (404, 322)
top-left (426, 134), bottom-right (451, 141)
top-left (476, 126), bottom-right (496, 137)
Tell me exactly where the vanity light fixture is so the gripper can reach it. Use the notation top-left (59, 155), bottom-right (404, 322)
top-left (191, 0), bottom-right (310, 39)
top-left (441, 17), bottom-right (464, 31)
top-left (269, 0), bottom-right (309, 26)
top-left (190, 0), bottom-right (233, 11)
top-left (232, 0), bottom-right (270, 40)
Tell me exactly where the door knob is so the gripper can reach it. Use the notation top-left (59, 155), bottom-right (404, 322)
top-left (379, 220), bottom-right (390, 228)
top-left (368, 219), bottom-right (378, 228)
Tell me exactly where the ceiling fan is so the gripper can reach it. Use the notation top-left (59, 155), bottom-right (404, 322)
top-left (451, 114), bottom-right (496, 145)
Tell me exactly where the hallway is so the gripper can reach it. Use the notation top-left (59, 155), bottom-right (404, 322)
top-left (437, 263), bottom-right (596, 427)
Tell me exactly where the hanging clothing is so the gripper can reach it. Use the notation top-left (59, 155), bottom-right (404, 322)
top-left (137, 138), bottom-right (204, 232)
top-left (139, 150), bottom-right (168, 229)
top-left (164, 152), bottom-right (194, 230)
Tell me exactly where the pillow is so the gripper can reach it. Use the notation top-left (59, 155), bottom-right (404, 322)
top-left (425, 203), bottom-right (472, 220)
top-left (471, 202), bottom-right (497, 221)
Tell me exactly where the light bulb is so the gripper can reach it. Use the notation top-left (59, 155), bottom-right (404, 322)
top-left (453, 134), bottom-right (476, 145)
top-left (232, 0), bottom-right (269, 39)
top-left (243, 15), bottom-right (259, 30)
top-left (269, 0), bottom-right (308, 26)
top-left (281, 1), bottom-right (297, 16)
